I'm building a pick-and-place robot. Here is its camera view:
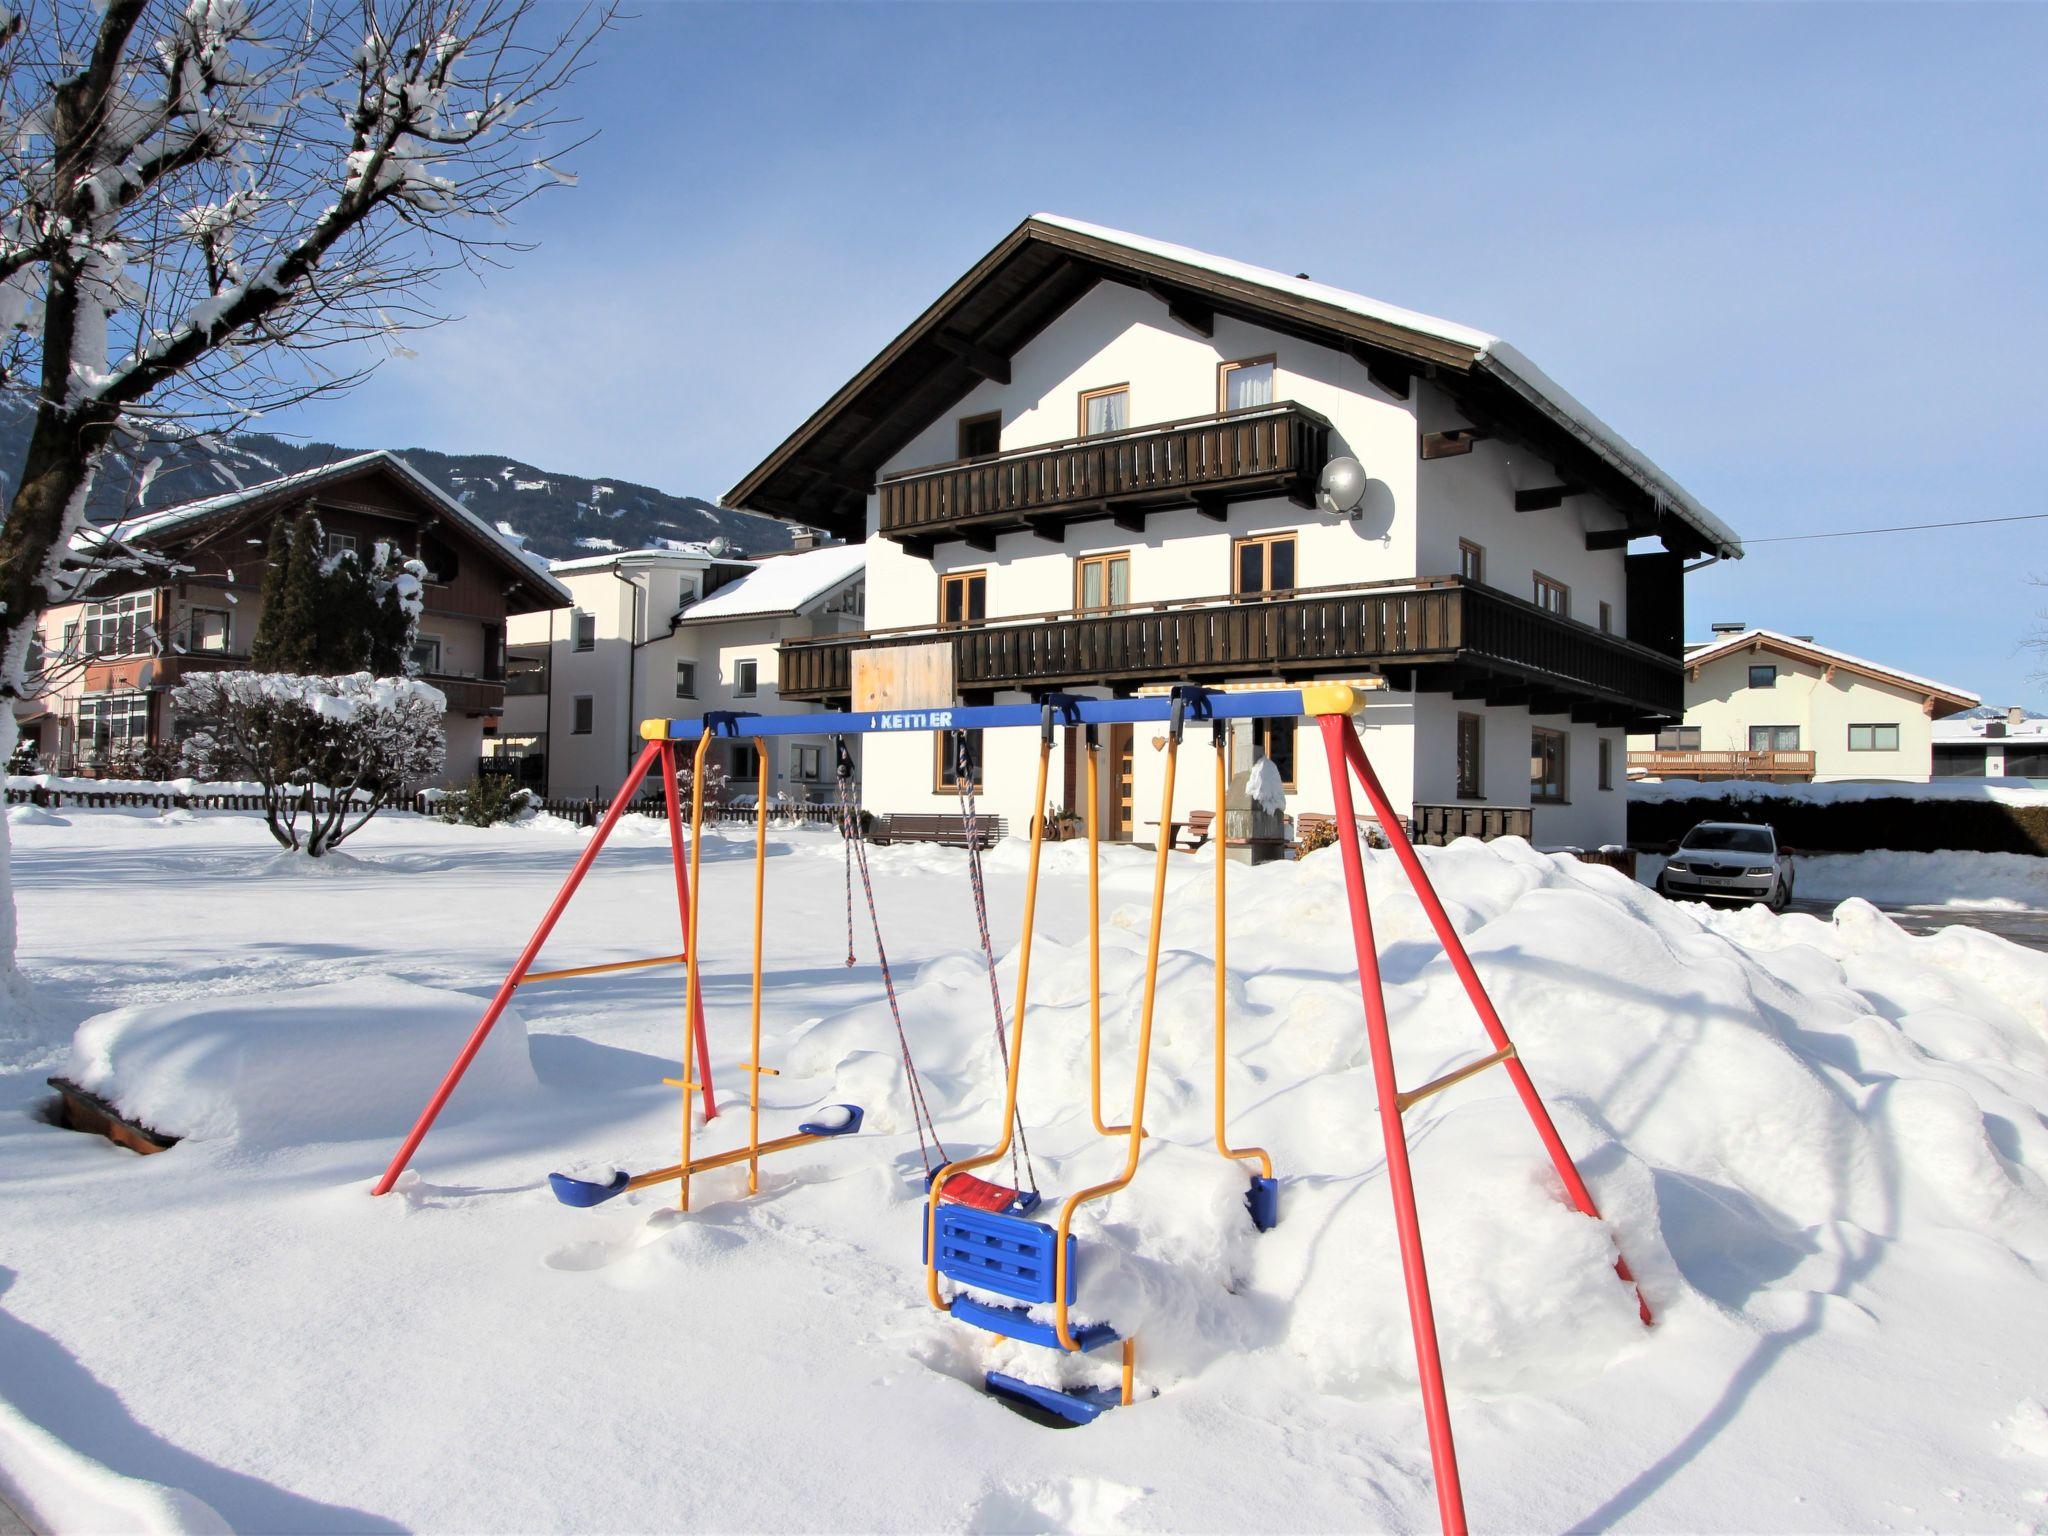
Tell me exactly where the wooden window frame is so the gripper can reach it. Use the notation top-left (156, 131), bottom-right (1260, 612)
top-left (1458, 539), bottom-right (1485, 585)
top-left (1232, 532), bottom-right (1299, 599)
top-left (1456, 712), bottom-right (1484, 800)
top-left (1251, 717), bottom-right (1297, 792)
top-left (934, 729), bottom-right (983, 793)
top-left (1598, 737), bottom-right (1614, 791)
top-left (957, 411), bottom-right (1001, 460)
top-left (187, 605), bottom-right (233, 653)
top-left (1847, 722), bottom-right (1901, 753)
top-left (1074, 550), bottom-right (1130, 613)
top-left (1532, 572), bottom-right (1570, 619)
top-left (938, 568), bottom-right (988, 629)
top-left (1748, 724), bottom-right (1801, 753)
top-left (1077, 383), bottom-right (1131, 437)
top-left (1531, 726), bottom-right (1569, 804)
top-left (1217, 354), bottom-right (1277, 413)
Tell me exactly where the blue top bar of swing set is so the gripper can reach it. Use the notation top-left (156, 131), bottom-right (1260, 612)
top-left (646, 684), bottom-right (1353, 742)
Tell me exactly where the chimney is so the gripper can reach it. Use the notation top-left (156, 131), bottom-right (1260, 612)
top-left (1709, 621), bottom-right (1746, 636)
top-left (789, 526), bottom-right (819, 553)
top-left (2012, 704), bottom-right (2028, 731)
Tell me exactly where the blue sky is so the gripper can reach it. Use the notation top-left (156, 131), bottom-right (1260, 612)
top-left (271, 2), bottom-right (2048, 707)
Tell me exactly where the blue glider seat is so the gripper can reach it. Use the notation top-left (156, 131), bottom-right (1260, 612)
top-left (798, 1104), bottom-right (864, 1137)
top-left (1247, 1174), bottom-right (1279, 1232)
top-left (950, 1294), bottom-right (1118, 1353)
top-left (549, 1170), bottom-right (630, 1207)
top-left (984, 1371), bottom-right (1123, 1427)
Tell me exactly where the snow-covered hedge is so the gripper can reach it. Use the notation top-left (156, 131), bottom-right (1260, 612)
top-left (1630, 782), bottom-right (2048, 857)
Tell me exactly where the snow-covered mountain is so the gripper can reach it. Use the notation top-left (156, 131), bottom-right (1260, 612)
top-left (0, 397), bottom-right (799, 560)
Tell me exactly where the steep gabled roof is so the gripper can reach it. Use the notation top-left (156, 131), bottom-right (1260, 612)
top-left (726, 213), bottom-right (1741, 559)
top-left (673, 542), bottom-right (865, 625)
top-left (1685, 628), bottom-right (1978, 715)
top-left (93, 450), bottom-right (573, 609)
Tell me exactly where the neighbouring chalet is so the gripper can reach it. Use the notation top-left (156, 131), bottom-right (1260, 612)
top-left (500, 538), bottom-right (866, 799)
top-left (726, 215), bottom-right (1742, 848)
top-left (17, 452), bottom-right (572, 781)
top-left (1628, 626), bottom-right (1979, 784)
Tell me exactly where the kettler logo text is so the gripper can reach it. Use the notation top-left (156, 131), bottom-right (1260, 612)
top-left (866, 710), bottom-right (955, 732)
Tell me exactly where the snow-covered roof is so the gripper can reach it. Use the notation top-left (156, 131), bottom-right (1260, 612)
top-left (95, 450), bottom-right (573, 608)
top-left (547, 545), bottom-right (729, 576)
top-left (674, 543), bottom-right (866, 624)
top-left (1029, 215), bottom-right (1741, 560)
top-left (1683, 628), bottom-right (1977, 710)
top-left (1932, 709), bottom-right (2048, 743)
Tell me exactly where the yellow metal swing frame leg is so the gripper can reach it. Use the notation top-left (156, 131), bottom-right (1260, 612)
top-left (1213, 735), bottom-right (1272, 1184)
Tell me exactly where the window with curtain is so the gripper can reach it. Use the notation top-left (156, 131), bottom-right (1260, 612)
top-left (1749, 725), bottom-right (1801, 752)
top-left (1075, 552), bottom-right (1129, 612)
top-left (1220, 357), bottom-right (1274, 411)
top-left (1847, 723), bottom-right (1900, 752)
top-left (1080, 386), bottom-right (1129, 436)
top-left (1657, 726), bottom-right (1702, 750)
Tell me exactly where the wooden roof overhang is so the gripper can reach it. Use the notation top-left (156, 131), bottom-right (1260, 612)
top-left (727, 217), bottom-right (1728, 558)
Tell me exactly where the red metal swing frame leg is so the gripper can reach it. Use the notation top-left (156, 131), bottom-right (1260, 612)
top-left (1334, 719), bottom-right (1648, 1323)
top-left (1320, 714), bottom-right (1468, 1536)
top-left (659, 740), bottom-right (717, 1122)
top-left (373, 739), bottom-right (668, 1196)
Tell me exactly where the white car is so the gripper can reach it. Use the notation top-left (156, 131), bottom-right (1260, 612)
top-left (1656, 821), bottom-right (1795, 911)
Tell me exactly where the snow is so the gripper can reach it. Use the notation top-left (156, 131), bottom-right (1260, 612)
top-left (5, 811), bottom-right (2048, 1530)
top-left (1630, 774), bottom-right (2048, 806)
top-left (1678, 629), bottom-right (1977, 707)
top-left (64, 978), bottom-right (536, 1146)
top-left (674, 542), bottom-right (865, 623)
top-left (1031, 214), bottom-right (1743, 560)
top-left (1790, 850), bottom-right (2048, 910)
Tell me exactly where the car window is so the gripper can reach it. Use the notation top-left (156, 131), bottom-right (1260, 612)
top-left (1681, 826), bottom-right (1774, 854)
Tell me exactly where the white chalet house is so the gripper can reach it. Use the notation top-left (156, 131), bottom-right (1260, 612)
top-left (727, 216), bottom-right (1742, 848)
top-left (1627, 627), bottom-right (1979, 784)
top-left (501, 540), bottom-right (865, 800)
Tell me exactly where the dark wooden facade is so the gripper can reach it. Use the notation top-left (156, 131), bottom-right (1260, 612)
top-left (780, 577), bottom-right (1681, 726)
top-left (879, 403), bottom-right (1327, 553)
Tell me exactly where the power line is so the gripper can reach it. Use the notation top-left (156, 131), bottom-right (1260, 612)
top-left (1742, 511), bottom-right (2048, 546)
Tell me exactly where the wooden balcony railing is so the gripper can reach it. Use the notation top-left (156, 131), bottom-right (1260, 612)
top-left (1626, 749), bottom-right (1816, 780)
top-left (878, 402), bottom-right (1329, 547)
top-left (779, 576), bottom-right (1682, 720)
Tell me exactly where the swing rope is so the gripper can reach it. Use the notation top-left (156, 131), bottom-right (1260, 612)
top-left (952, 730), bottom-right (1038, 1197)
top-left (834, 737), bottom-right (946, 1176)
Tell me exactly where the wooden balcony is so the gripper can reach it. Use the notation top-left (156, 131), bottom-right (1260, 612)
top-left (779, 577), bottom-right (1683, 724)
top-left (1626, 749), bottom-right (1816, 780)
top-left (878, 402), bottom-right (1329, 552)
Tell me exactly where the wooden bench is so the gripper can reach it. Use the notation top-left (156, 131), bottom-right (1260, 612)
top-left (1145, 809), bottom-right (1215, 852)
top-left (871, 812), bottom-right (1007, 849)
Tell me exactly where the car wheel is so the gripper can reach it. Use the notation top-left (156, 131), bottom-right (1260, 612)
top-left (1768, 876), bottom-right (1791, 914)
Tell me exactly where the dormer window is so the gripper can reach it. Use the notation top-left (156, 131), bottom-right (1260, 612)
top-left (1079, 385), bottom-right (1129, 437)
top-left (1219, 357), bottom-right (1275, 411)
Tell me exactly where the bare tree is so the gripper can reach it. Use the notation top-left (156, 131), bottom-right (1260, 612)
top-left (0, 0), bottom-right (608, 989)
top-left (0, 0), bottom-right (608, 693)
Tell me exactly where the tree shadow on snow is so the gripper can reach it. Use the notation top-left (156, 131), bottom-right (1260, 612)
top-left (0, 1267), bottom-right (406, 1533)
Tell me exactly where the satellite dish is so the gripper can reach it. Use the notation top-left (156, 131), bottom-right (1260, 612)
top-left (1317, 456), bottom-right (1368, 518)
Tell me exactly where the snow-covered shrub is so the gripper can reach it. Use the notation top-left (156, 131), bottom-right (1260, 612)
top-left (1296, 818), bottom-right (1338, 857)
top-left (173, 672), bottom-right (445, 856)
top-left (436, 774), bottom-right (532, 828)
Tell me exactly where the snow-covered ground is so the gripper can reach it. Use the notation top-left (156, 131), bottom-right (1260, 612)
top-left (5, 809), bottom-right (2048, 1533)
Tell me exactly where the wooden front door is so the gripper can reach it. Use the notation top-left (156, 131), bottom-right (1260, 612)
top-left (1108, 723), bottom-right (1135, 840)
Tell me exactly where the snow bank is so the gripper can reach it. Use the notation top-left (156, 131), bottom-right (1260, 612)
top-left (1631, 775), bottom-right (2048, 806)
top-left (1794, 849), bottom-right (2048, 909)
top-left (62, 978), bottom-right (536, 1146)
top-left (0, 1398), bottom-right (227, 1536)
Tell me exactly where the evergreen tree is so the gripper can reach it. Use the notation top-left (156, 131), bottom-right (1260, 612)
top-left (251, 513), bottom-right (333, 673)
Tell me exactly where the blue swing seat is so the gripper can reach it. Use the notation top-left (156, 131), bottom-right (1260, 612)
top-left (984, 1372), bottom-right (1124, 1426)
top-left (928, 1205), bottom-right (1121, 1351)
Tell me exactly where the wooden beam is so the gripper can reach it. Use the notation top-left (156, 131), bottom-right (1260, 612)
top-left (1141, 279), bottom-right (1215, 337)
top-left (1193, 493), bottom-right (1230, 522)
top-left (898, 535), bottom-right (935, 561)
top-left (1349, 342), bottom-right (1412, 400)
top-left (1583, 527), bottom-right (1636, 551)
top-left (1025, 515), bottom-right (1065, 544)
top-left (1286, 486), bottom-right (1318, 511)
top-left (960, 528), bottom-right (998, 553)
top-left (1111, 507), bottom-right (1147, 534)
top-left (1420, 427), bottom-right (1488, 460)
top-left (1513, 484), bottom-right (1581, 513)
top-left (932, 329), bottom-right (1011, 385)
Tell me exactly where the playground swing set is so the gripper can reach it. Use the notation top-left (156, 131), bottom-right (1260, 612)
top-left (371, 683), bottom-right (1647, 1536)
